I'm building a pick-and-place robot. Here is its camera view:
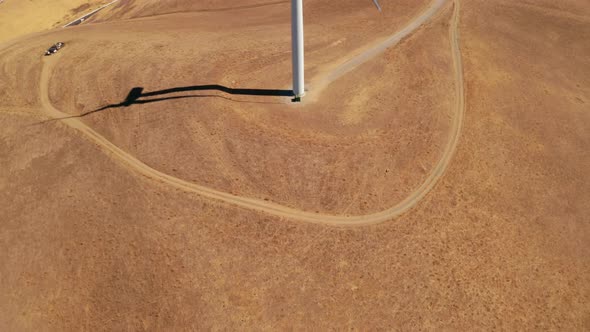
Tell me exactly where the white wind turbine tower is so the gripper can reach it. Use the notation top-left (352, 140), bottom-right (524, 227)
top-left (290, 0), bottom-right (382, 102)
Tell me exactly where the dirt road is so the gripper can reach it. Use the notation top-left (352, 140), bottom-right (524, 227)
top-left (39, 0), bottom-right (464, 227)
top-left (63, 0), bottom-right (120, 28)
top-left (315, 0), bottom-right (448, 90)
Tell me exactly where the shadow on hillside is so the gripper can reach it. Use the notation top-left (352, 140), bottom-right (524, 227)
top-left (96, 85), bottom-right (294, 111)
top-left (39, 84), bottom-right (293, 123)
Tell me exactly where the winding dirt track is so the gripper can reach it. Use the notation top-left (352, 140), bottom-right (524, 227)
top-left (38, 0), bottom-right (464, 226)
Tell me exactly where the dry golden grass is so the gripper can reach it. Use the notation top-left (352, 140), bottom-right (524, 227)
top-left (0, 0), bottom-right (110, 44)
top-left (0, 0), bottom-right (589, 330)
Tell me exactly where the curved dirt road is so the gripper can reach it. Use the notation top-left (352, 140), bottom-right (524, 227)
top-left (39, 0), bottom-right (464, 227)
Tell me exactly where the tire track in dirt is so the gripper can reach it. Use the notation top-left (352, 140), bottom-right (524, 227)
top-left (38, 0), bottom-right (464, 226)
top-left (101, 1), bottom-right (290, 22)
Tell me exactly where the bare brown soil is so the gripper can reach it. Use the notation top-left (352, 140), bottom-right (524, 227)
top-left (1, 0), bottom-right (589, 330)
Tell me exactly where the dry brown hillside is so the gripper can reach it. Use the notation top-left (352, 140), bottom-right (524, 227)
top-left (1, 0), bottom-right (589, 330)
top-left (0, 0), bottom-right (110, 44)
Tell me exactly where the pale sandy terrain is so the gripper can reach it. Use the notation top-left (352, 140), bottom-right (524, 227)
top-left (0, 0), bottom-right (589, 330)
top-left (0, 0), bottom-right (109, 44)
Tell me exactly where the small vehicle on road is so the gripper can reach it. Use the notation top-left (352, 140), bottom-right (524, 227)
top-left (45, 42), bottom-right (65, 56)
